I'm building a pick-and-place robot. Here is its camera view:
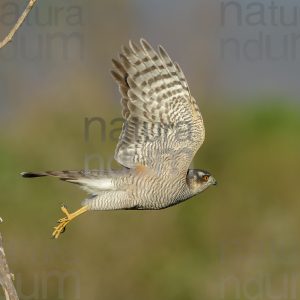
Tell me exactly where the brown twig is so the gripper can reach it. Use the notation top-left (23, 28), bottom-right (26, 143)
top-left (0, 230), bottom-right (19, 300)
top-left (0, 0), bottom-right (38, 49)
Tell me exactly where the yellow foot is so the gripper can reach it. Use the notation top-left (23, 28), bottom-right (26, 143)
top-left (52, 205), bottom-right (88, 239)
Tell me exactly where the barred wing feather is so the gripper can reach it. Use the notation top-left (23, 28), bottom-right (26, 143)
top-left (111, 39), bottom-right (205, 174)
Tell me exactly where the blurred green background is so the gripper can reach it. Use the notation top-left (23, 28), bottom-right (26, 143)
top-left (1, 0), bottom-right (300, 299)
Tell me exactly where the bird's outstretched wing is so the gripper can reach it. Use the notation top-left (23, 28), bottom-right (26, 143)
top-left (111, 39), bottom-right (205, 175)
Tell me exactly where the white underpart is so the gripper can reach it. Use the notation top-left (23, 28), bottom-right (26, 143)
top-left (69, 178), bottom-right (115, 193)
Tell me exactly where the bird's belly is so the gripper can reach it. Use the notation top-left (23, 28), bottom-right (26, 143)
top-left (131, 176), bottom-right (187, 210)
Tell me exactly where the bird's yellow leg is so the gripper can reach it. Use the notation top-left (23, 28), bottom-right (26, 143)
top-left (52, 205), bottom-right (89, 239)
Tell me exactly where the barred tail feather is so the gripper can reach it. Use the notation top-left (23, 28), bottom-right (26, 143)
top-left (21, 170), bottom-right (81, 179)
top-left (21, 169), bottom-right (129, 194)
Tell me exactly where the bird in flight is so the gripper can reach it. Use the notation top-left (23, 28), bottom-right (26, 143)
top-left (22, 39), bottom-right (217, 239)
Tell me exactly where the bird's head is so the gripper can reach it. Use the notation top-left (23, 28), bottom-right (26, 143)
top-left (186, 169), bottom-right (217, 195)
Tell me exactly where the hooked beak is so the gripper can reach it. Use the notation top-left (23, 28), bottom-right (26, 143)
top-left (212, 178), bottom-right (218, 186)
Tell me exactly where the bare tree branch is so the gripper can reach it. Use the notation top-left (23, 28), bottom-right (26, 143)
top-left (0, 230), bottom-right (19, 300)
top-left (0, 1), bottom-right (36, 298)
top-left (0, 0), bottom-right (38, 49)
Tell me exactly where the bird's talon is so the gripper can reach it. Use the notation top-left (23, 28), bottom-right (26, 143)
top-left (52, 216), bottom-right (70, 238)
top-left (51, 205), bottom-right (88, 239)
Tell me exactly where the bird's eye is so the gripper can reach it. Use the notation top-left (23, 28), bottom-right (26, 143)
top-left (203, 175), bottom-right (210, 181)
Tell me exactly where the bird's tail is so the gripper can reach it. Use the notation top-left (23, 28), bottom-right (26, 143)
top-left (21, 169), bottom-right (129, 193)
top-left (21, 170), bottom-right (84, 180)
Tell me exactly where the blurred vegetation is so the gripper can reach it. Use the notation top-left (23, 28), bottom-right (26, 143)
top-left (0, 96), bottom-right (299, 299)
